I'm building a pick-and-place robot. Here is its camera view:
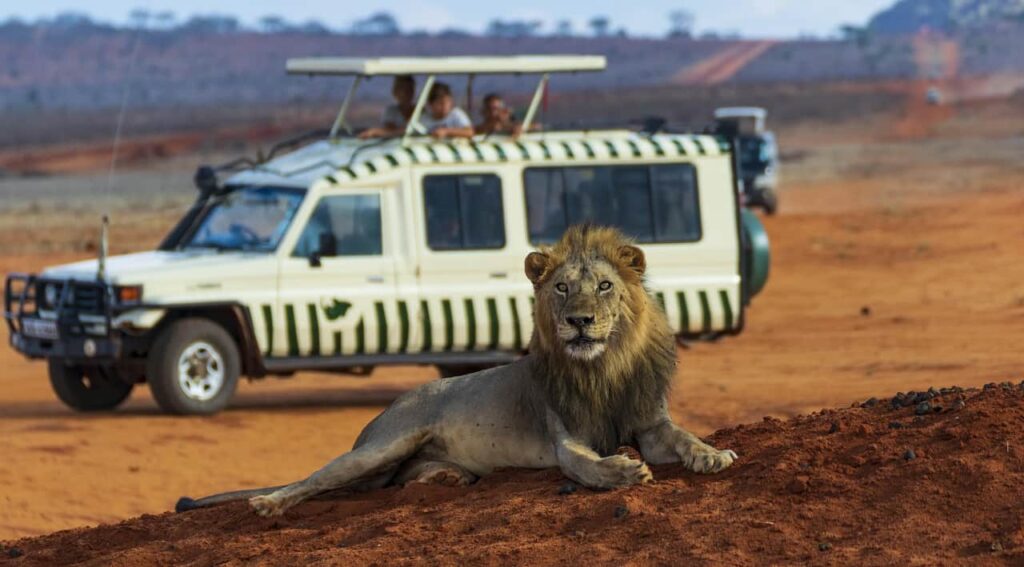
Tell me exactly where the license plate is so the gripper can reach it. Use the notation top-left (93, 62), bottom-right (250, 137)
top-left (22, 318), bottom-right (58, 340)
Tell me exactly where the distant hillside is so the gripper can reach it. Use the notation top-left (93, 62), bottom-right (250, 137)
top-left (869, 0), bottom-right (1024, 33)
top-left (0, 29), bottom-right (732, 112)
top-left (1, 18), bottom-right (1024, 119)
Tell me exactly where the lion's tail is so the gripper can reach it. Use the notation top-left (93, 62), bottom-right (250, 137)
top-left (175, 485), bottom-right (285, 513)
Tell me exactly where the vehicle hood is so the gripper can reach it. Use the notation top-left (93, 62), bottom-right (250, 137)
top-left (40, 250), bottom-right (278, 304)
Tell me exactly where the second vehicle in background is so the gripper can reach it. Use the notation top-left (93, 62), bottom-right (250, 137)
top-left (714, 107), bottom-right (780, 215)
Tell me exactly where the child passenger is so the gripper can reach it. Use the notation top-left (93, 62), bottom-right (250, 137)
top-left (420, 82), bottom-right (474, 140)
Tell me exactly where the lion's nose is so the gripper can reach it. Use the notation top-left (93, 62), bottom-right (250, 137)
top-left (566, 315), bottom-right (595, 329)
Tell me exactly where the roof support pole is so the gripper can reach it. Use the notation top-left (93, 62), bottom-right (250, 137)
top-left (403, 74), bottom-right (436, 143)
top-left (521, 73), bottom-right (549, 133)
top-left (329, 75), bottom-right (362, 140)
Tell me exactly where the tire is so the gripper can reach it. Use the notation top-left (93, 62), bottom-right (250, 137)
top-left (147, 318), bottom-right (240, 415)
top-left (48, 359), bottom-right (133, 412)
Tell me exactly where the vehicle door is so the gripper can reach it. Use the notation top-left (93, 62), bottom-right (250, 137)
top-left (412, 170), bottom-right (529, 354)
top-left (273, 187), bottom-right (404, 359)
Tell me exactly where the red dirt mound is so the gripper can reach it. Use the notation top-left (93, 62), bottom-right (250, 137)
top-left (4, 385), bottom-right (1024, 566)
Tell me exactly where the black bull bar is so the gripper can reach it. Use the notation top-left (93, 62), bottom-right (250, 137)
top-left (4, 273), bottom-right (120, 360)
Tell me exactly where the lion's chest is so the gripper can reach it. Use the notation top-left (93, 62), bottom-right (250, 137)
top-left (565, 410), bottom-right (639, 456)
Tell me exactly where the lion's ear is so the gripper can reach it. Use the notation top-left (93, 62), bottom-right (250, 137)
top-left (618, 245), bottom-right (646, 277)
top-left (524, 252), bottom-right (550, 284)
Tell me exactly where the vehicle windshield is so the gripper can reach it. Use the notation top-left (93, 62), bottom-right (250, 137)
top-left (183, 186), bottom-right (304, 252)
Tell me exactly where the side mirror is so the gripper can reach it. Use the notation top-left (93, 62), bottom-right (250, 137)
top-left (193, 165), bottom-right (218, 196)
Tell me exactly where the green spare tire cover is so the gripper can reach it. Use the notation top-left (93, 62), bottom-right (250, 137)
top-left (741, 209), bottom-right (771, 298)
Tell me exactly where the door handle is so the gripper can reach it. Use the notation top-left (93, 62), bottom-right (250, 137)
top-left (366, 275), bottom-right (385, 284)
top-left (489, 272), bottom-right (508, 279)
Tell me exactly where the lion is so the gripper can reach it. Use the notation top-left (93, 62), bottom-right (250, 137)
top-left (176, 225), bottom-right (737, 517)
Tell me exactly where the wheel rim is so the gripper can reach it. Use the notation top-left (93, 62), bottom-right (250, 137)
top-left (176, 341), bottom-right (225, 402)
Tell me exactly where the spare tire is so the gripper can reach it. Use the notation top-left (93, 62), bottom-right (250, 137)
top-left (741, 208), bottom-right (771, 298)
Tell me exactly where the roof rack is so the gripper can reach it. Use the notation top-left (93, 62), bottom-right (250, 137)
top-left (285, 55), bottom-right (607, 142)
top-left (286, 55), bottom-right (606, 76)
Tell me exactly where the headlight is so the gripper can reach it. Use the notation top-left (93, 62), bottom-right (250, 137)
top-left (43, 284), bottom-right (59, 308)
top-left (115, 285), bottom-right (144, 304)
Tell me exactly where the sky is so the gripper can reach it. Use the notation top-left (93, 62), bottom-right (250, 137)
top-left (2, 0), bottom-right (896, 38)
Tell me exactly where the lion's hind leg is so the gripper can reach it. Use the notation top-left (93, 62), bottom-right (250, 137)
top-left (250, 428), bottom-right (431, 517)
top-left (395, 459), bottom-right (477, 487)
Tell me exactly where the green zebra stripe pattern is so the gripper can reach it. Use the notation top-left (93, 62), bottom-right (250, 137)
top-left (256, 288), bottom-right (737, 357)
top-left (321, 134), bottom-right (728, 186)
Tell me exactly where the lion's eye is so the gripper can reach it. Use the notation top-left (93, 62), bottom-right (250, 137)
top-left (555, 283), bottom-right (568, 293)
top-left (598, 281), bottom-right (612, 291)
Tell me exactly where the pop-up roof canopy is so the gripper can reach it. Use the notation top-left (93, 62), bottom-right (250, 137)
top-left (286, 55), bottom-right (606, 76)
top-left (288, 55), bottom-right (608, 140)
top-left (714, 107), bottom-right (767, 135)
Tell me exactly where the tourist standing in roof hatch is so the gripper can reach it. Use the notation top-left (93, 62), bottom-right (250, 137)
top-left (475, 93), bottom-right (518, 136)
top-left (420, 82), bottom-right (475, 140)
top-left (359, 75), bottom-right (416, 139)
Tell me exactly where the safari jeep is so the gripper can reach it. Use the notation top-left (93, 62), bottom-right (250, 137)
top-left (714, 107), bottom-right (779, 215)
top-left (4, 55), bottom-right (771, 415)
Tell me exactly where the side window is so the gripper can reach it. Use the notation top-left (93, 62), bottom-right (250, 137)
top-left (608, 166), bottom-right (654, 242)
top-left (524, 164), bottom-right (701, 244)
top-left (651, 165), bottom-right (701, 242)
top-left (524, 169), bottom-right (566, 244)
top-left (292, 194), bottom-right (382, 258)
top-left (423, 174), bottom-right (505, 250)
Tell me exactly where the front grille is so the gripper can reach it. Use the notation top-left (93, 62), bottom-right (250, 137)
top-left (70, 284), bottom-right (103, 312)
top-left (36, 280), bottom-right (107, 314)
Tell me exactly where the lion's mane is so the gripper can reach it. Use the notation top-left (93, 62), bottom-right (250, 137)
top-left (528, 225), bottom-right (677, 455)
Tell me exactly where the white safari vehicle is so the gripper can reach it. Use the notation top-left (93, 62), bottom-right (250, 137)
top-left (4, 56), bottom-right (771, 415)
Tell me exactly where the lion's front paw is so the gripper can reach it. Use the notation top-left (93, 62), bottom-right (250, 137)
top-left (249, 494), bottom-right (288, 517)
top-left (585, 454), bottom-right (653, 488)
top-left (679, 443), bottom-right (737, 474)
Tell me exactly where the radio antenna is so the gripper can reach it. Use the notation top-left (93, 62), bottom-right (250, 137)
top-left (98, 215), bottom-right (109, 281)
top-left (102, 12), bottom-right (147, 263)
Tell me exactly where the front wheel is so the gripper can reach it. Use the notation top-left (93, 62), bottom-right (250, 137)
top-left (48, 360), bottom-right (134, 411)
top-left (147, 318), bottom-right (240, 415)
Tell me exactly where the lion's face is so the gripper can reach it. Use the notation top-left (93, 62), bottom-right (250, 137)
top-left (544, 258), bottom-right (626, 360)
top-left (525, 227), bottom-right (647, 362)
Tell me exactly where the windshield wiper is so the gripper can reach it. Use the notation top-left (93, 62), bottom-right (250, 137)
top-left (236, 244), bottom-right (273, 253)
top-left (183, 243), bottom-right (235, 252)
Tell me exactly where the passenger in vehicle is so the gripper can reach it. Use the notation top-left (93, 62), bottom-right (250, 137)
top-left (420, 82), bottom-right (474, 140)
top-left (475, 93), bottom-right (519, 136)
top-left (358, 75), bottom-right (416, 139)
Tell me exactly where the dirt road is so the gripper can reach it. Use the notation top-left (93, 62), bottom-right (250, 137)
top-left (672, 41), bottom-right (777, 86)
top-left (1, 99), bottom-right (1023, 543)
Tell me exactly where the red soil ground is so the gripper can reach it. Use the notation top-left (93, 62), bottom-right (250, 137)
top-left (4, 386), bottom-right (1024, 566)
